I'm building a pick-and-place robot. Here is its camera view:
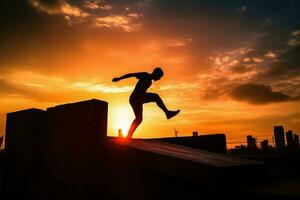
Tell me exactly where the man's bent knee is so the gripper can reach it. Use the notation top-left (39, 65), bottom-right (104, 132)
top-left (151, 93), bottom-right (160, 101)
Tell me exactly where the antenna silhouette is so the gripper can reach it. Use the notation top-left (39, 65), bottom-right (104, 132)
top-left (174, 128), bottom-right (178, 137)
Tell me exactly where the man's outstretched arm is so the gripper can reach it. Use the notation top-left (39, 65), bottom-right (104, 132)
top-left (112, 72), bottom-right (146, 82)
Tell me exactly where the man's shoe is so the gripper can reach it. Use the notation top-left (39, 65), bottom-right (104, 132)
top-left (166, 110), bottom-right (180, 119)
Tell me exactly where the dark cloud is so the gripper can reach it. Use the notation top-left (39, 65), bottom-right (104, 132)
top-left (260, 45), bottom-right (300, 79)
top-left (230, 83), bottom-right (299, 104)
top-left (248, 44), bottom-right (300, 98)
top-left (137, 0), bottom-right (265, 76)
top-left (0, 0), bottom-right (81, 72)
top-left (231, 65), bottom-right (253, 73)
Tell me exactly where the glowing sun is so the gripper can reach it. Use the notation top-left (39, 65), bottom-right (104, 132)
top-left (110, 106), bottom-right (133, 138)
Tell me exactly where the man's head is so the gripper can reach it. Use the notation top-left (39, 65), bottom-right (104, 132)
top-left (152, 67), bottom-right (164, 81)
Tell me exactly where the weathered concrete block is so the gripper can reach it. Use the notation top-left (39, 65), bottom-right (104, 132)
top-left (4, 108), bottom-right (47, 199)
top-left (4, 99), bottom-right (109, 200)
top-left (45, 99), bottom-right (108, 199)
top-left (45, 99), bottom-right (108, 161)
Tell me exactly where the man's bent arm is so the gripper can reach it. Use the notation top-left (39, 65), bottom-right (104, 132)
top-left (113, 72), bottom-right (145, 82)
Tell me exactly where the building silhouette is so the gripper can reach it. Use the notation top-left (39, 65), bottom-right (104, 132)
top-left (286, 130), bottom-right (294, 148)
top-left (231, 126), bottom-right (299, 153)
top-left (274, 126), bottom-right (285, 150)
top-left (4, 100), bottom-right (108, 200)
top-left (247, 135), bottom-right (257, 150)
top-left (0, 135), bottom-right (3, 149)
top-left (192, 131), bottom-right (198, 137)
top-left (260, 139), bottom-right (269, 150)
top-left (294, 134), bottom-right (300, 148)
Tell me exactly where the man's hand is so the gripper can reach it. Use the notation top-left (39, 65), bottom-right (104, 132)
top-left (112, 77), bottom-right (120, 82)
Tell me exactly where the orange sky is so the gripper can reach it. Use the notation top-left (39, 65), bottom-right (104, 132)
top-left (1, 0), bottom-right (300, 147)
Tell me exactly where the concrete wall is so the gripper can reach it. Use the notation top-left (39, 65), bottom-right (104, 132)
top-left (3, 100), bottom-right (109, 200)
top-left (4, 108), bottom-right (47, 199)
top-left (45, 99), bottom-right (108, 199)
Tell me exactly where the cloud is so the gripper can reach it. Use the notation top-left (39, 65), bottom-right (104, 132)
top-left (83, 0), bottom-right (112, 10)
top-left (288, 29), bottom-right (300, 46)
top-left (237, 6), bottom-right (247, 12)
top-left (127, 13), bottom-right (139, 18)
top-left (230, 83), bottom-right (299, 105)
top-left (0, 75), bottom-right (134, 103)
top-left (94, 15), bottom-right (141, 32)
top-left (265, 51), bottom-right (277, 58)
top-left (0, 78), bottom-right (53, 101)
top-left (292, 30), bottom-right (300, 36)
top-left (258, 45), bottom-right (300, 79)
top-left (0, 77), bottom-right (78, 103)
top-left (230, 65), bottom-right (253, 74)
top-left (30, 0), bottom-right (88, 21)
top-left (159, 83), bottom-right (200, 91)
top-left (70, 81), bottom-right (133, 93)
top-left (0, 78), bottom-right (26, 95)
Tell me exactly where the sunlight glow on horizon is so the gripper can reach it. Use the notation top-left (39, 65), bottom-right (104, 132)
top-left (109, 106), bottom-right (133, 138)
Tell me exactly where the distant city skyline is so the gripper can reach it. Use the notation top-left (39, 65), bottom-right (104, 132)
top-left (231, 125), bottom-right (299, 151)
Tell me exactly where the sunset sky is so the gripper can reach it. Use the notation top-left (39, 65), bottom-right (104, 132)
top-left (1, 0), bottom-right (300, 146)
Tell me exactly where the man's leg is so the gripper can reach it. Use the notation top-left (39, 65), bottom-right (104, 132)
top-left (127, 103), bottom-right (143, 139)
top-left (144, 93), bottom-right (169, 113)
top-left (144, 93), bottom-right (180, 119)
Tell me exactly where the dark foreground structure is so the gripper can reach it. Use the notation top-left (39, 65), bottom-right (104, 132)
top-left (0, 99), bottom-right (285, 199)
top-left (152, 134), bottom-right (227, 154)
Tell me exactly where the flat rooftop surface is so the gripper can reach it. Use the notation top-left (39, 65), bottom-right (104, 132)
top-left (111, 138), bottom-right (264, 168)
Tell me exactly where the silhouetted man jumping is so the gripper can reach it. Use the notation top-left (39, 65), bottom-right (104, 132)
top-left (112, 67), bottom-right (180, 138)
